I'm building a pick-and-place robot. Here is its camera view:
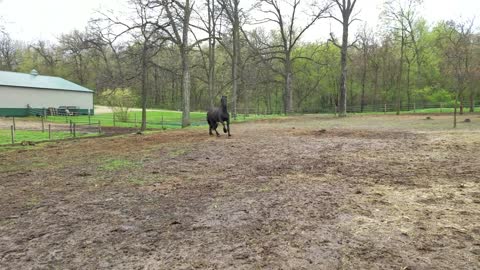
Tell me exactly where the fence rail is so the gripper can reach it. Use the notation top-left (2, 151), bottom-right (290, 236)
top-left (2, 103), bottom-right (478, 145)
top-left (0, 115), bottom-right (102, 145)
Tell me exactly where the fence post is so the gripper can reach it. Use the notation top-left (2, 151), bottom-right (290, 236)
top-left (98, 121), bottom-right (101, 134)
top-left (113, 113), bottom-right (116, 127)
top-left (11, 125), bottom-right (15, 144)
top-left (12, 116), bottom-right (16, 131)
top-left (69, 120), bottom-right (73, 134)
top-left (88, 114), bottom-right (91, 125)
top-left (48, 124), bottom-right (51, 140)
top-left (42, 117), bottom-right (45, 132)
top-left (73, 123), bottom-right (76, 138)
top-left (384, 104), bottom-right (387, 114)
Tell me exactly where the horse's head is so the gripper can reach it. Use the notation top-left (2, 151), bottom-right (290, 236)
top-left (221, 96), bottom-right (227, 107)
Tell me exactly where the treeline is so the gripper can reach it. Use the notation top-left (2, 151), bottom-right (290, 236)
top-left (0, 0), bottom-right (479, 128)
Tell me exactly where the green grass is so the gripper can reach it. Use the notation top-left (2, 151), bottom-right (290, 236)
top-left (339, 106), bottom-right (480, 116)
top-left (0, 129), bottom-right (95, 145)
top-left (42, 110), bottom-right (205, 129)
top-left (41, 110), bottom-right (286, 129)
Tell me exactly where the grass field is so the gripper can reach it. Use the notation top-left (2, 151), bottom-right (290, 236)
top-left (42, 110), bottom-right (285, 129)
top-left (0, 110), bottom-right (285, 145)
top-left (0, 129), bottom-right (95, 145)
top-left (1, 114), bottom-right (479, 269)
top-left (345, 105), bottom-right (480, 115)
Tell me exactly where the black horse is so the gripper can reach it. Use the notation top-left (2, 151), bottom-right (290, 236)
top-left (207, 96), bottom-right (231, 137)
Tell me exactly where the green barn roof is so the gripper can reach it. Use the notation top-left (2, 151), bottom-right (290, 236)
top-left (0, 70), bottom-right (94, 93)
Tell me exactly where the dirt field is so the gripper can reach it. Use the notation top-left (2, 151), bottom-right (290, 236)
top-left (1, 114), bottom-right (479, 269)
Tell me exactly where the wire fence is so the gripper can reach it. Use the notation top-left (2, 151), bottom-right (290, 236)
top-left (2, 102), bottom-right (478, 146)
top-left (0, 116), bottom-right (102, 145)
top-left (295, 101), bottom-right (480, 114)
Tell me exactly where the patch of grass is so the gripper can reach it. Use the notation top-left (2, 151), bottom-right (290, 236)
top-left (41, 109), bottom-right (287, 130)
top-left (44, 110), bottom-right (207, 129)
top-left (98, 158), bottom-right (142, 171)
top-left (25, 196), bottom-right (41, 208)
top-left (0, 144), bottom-right (39, 153)
top-left (0, 129), bottom-right (96, 145)
top-left (257, 186), bottom-right (272, 192)
top-left (127, 177), bottom-right (151, 186)
top-left (168, 148), bottom-right (190, 158)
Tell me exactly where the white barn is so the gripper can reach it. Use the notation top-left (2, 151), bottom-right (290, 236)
top-left (0, 70), bottom-right (94, 116)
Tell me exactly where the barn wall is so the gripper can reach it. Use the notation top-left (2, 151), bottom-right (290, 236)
top-left (0, 86), bottom-right (93, 116)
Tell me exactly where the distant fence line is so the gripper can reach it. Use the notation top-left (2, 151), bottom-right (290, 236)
top-left (2, 116), bottom-right (101, 145)
top-left (241, 102), bottom-right (480, 115)
top-left (3, 102), bottom-right (478, 145)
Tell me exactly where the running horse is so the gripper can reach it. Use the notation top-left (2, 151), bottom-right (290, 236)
top-left (207, 96), bottom-right (231, 137)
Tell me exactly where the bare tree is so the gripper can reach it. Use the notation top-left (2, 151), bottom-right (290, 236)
top-left (383, 0), bottom-right (422, 114)
top-left (159, 0), bottom-right (196, 127)
top-left (192, 0), bottom-right (224, 108)
top-left (252, 0), bottom-right (330, 114)
top-left (58, 30), bottom-right (94, 85)
top-left (438, 19), bottom-right (475, 128)
top-left (30, 41), bottom-right (58, 75)
top-left (356, 23), bottom-right (372, 112)
top-left (98, 0), bottom-right (166, 131)
top-left (329, 0), bottom-right (358, 117)
top-left (87, 19), bottom-right (129, 90)
top-left (217, 0), bottom-right (241, 119)
top-left (0, 32), bottom-right (17, 71)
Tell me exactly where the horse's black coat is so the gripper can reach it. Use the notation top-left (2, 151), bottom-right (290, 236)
top-left (207, 96), bottom-right (231, 137)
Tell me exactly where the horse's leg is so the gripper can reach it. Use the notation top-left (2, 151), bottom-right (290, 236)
top-left (208, 120), bottom-right (213, 136)
top-left (213, 122), bottom-right (220, 137)
top-left (221, 121), bottom-right (227, 133)
top-left (226, 119), bottom-right (231, 137)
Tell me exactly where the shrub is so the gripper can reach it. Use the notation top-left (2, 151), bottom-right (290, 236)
top-left (100, 88), bottom-right (137, 122)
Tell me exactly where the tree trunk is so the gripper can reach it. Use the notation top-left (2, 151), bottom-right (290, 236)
top-left (285, 55), bottom-right (293, 114)
top-left (406, 62), bottom-right (411, 110)
top-left (360, 61), bottom-right (366, 113)
top-left (140, 44), bottom-right (148, 131)
top-left (231, 8), bottom-right (240, 120)
top-left (338, 21), bottom-right (349, 117)
top-left (469, 91), bottom-right (474, 112)
top-left (454, 88), bottom-right (458, 128)
top-left (396, 33), bottom-right (405, 115)
top-left (181, 0), bottom-right (191, 128)
top-left (181, 48), bottom-right (191, 127)
top-left (373, 66), bottom-right (379, 111)
top-left (207, 0), bottom-right (215, 109)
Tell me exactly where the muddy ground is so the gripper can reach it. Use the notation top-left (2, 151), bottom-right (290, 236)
top-left (0, 114), bottom-right (479, 269)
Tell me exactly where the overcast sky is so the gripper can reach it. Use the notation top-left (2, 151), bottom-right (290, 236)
top-left (0, 0), bottom-right (479, 43)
